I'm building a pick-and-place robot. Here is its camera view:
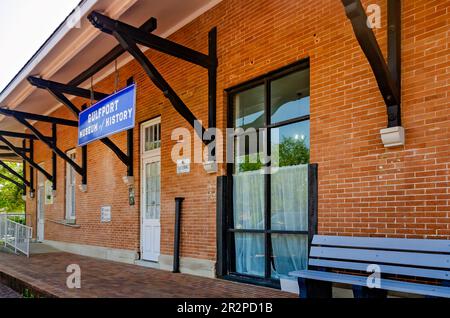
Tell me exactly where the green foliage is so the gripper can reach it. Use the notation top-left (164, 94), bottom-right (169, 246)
top-left (0, 162), bottom-right (25, 213)
top-left (8, 215), bottom-right (26, 224)
top-left (23, 288), bottom-right (35, 298)
top-left (238, 137), bottom-right (310, 172)
top-left (276, 137), bottom-right (310, 167)
top-left (238, 155), bottom-right (263, 172)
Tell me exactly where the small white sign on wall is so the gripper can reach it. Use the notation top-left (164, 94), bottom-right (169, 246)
top-left (101, 206), bottom-right (111, 223)
top-left (177, 158), bottom-right (191, 174)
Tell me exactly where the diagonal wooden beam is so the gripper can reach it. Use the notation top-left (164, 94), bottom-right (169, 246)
top-left (13, 116), bottom-right (84, 177)
top-left (342, 0), bottom-right (401, 127)
top-left (0, 160), bottom-right (31, 188)
top-left (0, 136), bottom-right (52, 181)
top-left (113, 30), bottom-right (207, 142)
top-left (27, 76), bottom-right (109, 101)
top-left (0, 153), bottom-right (20, 159)
top-left (0, 146), bottom-right (29, 152)
top-left (0, 130), bottom-right (51, 141)
top-left (0, 173), bottom-right (23, 188)
top-left (0, 108), bottom-right (78, 127)
top-left (69, 17), bottom-right (158, 87)
top-left (88, 11), bottom-right (212, 69)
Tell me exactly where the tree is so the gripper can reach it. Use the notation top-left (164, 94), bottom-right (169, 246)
top-left (238, 137), bottom-right (310, 172)
top-left (0, 162), bottom-right (25, 212)
top-left (277, 137), bottom-right (310, 167)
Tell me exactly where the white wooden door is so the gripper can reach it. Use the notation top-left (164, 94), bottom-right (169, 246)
top-left (141, 118), bottom-right (161, 262)
top-left (142, 157), bottom-right (161, 261)
top-left (65, 151), bottom-right (76, 221)
top-left (37, 172), bottom-right (45, 242)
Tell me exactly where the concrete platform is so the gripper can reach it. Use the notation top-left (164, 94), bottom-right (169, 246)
top-left (29, 242), bottom-right (62, 254)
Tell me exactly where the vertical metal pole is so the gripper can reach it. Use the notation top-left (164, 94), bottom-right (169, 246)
top-left (127, 77), bottom-right (134, 178)
top-left (29, 139), bottom-right (35, 195)
top-left (14, 222), bottom-right (18, 253)
top-left (387, 0), bottom-right (401, 127)
top-left (207, 28), bottom-right (218, 162)
top-left (127, 129), bottom-right (133, 177)
top-left (216, 176), bottom-right (228, 277)
top-left (308, 164), bottom-right (319, 253)
top-left (208, 27), bottom-right (217, 130)
top-left (81, 104), bottom-right (88, 185)
top-left (3, 217), bottom-right (7, 247)
top-left (52, 123), bottom-right (57, 191)
top-left (388, 0), bottom-right (401, 92)
top-left (22, 139), bottom-right (27, 196)
top-left (173, 197), bottom-right (184, 273)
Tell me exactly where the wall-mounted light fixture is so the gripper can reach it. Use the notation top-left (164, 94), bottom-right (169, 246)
top-left (380, 126), bottom-right (405, 148)
top-left (79, 184), bottom-right (87, 193)
top-left (203, 161), bottom-right (218, 174)
top-left (123, 176), bottom-right (135, 187)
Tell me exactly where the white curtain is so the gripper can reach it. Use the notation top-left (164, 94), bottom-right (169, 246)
top-left (233, 171), bottom-right (264, 230)
top-left (233, 171), bottom-right (265, 276)
top-left (233, 165), bottom-right (309, 278)
top-left (271, 165), bottom-right (309, 277)
top-left (271, 165), bottom-right (308, 231)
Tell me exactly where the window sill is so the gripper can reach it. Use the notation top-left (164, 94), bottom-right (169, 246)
top-left (48, 219), bottom-right (80, 228)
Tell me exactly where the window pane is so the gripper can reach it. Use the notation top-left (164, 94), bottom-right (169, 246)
top-left (234, 233), bottom-right (265, 277)
top-left (145, 162), bottom-right (160, 220)
top-left (271, 164), bottom-right (308, 231)
top-left (144, 123), bottom-right (161, 151)
top-left (65, 152), bottom-right (76, 220)
top-left (234, 85), bottom-right (265, 129)
top-left (271, 120), bottom-right (310, 168)
top-left (271, 234), bottom-right (308, 279)
top-left (270, 69), bottom-right (310, 124)
top-left (234, 133), bottom-right (263, 173)
top-left (233, 172), bottom-right (264, 230)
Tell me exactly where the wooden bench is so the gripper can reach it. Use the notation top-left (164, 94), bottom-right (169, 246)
top-left (289, 235), bottom-right (450, 298)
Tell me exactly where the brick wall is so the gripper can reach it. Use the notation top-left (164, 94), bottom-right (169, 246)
top-left (25, 0), bottom-right (450, 265)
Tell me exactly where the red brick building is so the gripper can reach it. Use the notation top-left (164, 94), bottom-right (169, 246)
top-left (0, 0), bottom-right (448, 288)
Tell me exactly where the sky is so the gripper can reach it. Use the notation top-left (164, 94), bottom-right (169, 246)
top-left (0, 0), bottom-right (81, 92)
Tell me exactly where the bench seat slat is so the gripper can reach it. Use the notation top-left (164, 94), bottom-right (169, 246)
top-left (289, 270), bottom-right (450, 298)
top-left (311, 246), bottom-right (450, 269)
top-left (313, 235), bottom-right (450, 253)
top-left (309, 259), bottom-right (450, 280)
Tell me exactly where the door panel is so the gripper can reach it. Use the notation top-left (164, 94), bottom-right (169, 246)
top-left (65, 151), bottom-right (76, 221)
top-left (37, 173), bottom-right (45, 242)
top-left (142, 159), bottom-right (161, 261)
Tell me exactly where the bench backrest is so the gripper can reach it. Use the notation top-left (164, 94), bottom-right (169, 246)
top-left (309, 235), bottom-right (450, 281)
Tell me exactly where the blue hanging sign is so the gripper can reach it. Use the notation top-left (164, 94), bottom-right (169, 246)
top-left (78, 84), bottom-right (136, 147)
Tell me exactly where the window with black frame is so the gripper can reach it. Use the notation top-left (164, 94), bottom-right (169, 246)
top-left (228, 60), bottom-right (311, 285)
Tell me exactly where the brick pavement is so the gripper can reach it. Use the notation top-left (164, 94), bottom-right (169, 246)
top-left (0, 252), bottom-right (294, 298)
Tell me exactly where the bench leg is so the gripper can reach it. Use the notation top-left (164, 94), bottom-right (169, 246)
top-left (298, 278), bottom-right (333, 299)
top-left (352, 285), bottom-right (387, 298)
